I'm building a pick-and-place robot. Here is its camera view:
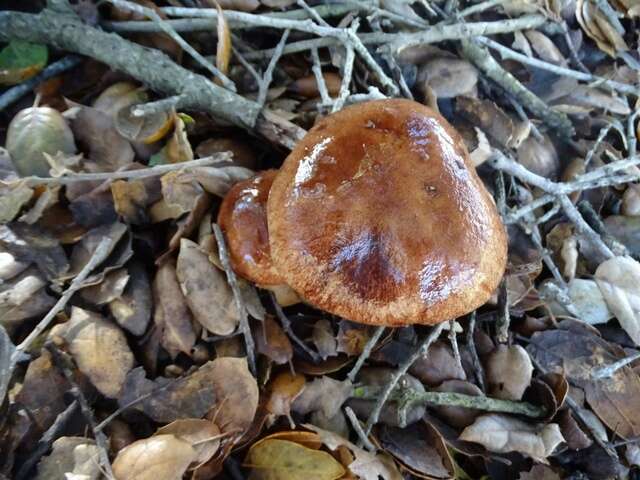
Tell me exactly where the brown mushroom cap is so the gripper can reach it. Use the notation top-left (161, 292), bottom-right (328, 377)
top-left (217, 170), bottom-right (283, 286)
top-left (267, 99), bottom-right (507, 326)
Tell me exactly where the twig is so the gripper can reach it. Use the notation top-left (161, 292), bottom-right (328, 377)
top-left (577, 200), bottom-right (628, 256)
top-left (363, 323), bottom-right (445, 435)
top-left (47, 346), bottom-right (115, 479)
top-left (465, 312), bottom-right (486, 392)
top-left (346, 86), bottom-right (386, 104)
top-left (8, 155), bottom-right (231, 187)
top-left (347, 325), bottom-right (385, 382)
top-left (15, 400), bottom-right (79, 480)
top-left (131, 94), bottom-right (185, 117)
top-left (160, 3), bottom-right (366, 21)
top-left (213, 224), bottom-right (256, 375)
top-left (0, 55), bottom-right (81, 112)
top-left (448, 320), bottom-right (464, 372)
top-left (558, 195), bottom-right (614, 261)
top-left (352, 386), bottom-right (546, 418)
top-left (459, 0), bottom-right (508, 17)
top-left (231, 45), bottom-right (263, 87)
top-left (105, 0), bottom-right (236, 91)
top-left (628, 110), bottom-right (640, 157)
top-left (256, 29), bottom-right (290, 108)
top-left (591, 351), bottom-right (640, 380)
top-left (345, 406), bottom-right (376, 452)
top-left (310, 48), bottom-right (333, 108)
top-left (461, 38), bottom-right (574, 137)
top-left (585, 124), bottom-right (613, 167)
top-left (270, 293), bottom-right (320, 362)
top-left (476, 36), bottom-right (637, 96)
top-left (296, 0), bottom-right (332, 27)
top-left (332, 42), bottom-right (356, 112)
top-left (496, 280), bottom-right (510, 344)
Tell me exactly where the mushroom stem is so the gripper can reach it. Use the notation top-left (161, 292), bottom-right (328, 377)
top-left (363, 323), bottom-right (446, 436)
top-left (351, 386), bottom-right (546, 420)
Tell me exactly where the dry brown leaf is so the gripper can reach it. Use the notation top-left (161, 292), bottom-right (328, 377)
top-left (206, 356), bottom-right (259, 434)
top-left (432, 379), bottom-right (483, 428)
top-left (292, 377), bottom-right (352, 419)
top-left (156, 419), bottom-right (221, 465)
top-left (289, 73), bottom-right (342, 98)
top-left (92, 81), bottom-right (145, 119)
top-left (409, 340), bottom-right (466, 386)
top-left (255, 315), bottom-right (293, 365)
top-left (517, 135), bottom-right (559, 179)
top-left (622, 184), bottom-right (640, 216)
top-left (80, 268), bottom-right (129, 305)
top-left (176, 238), bottom-right (238, 336)
top-left (244, 438), bottom-right (345, 480)
top-left (524, 30), bottom-right (566, 65)
top-left (459, 414), bottom-right (564, 461)
top-left (528, 321), bottom-right (640, 439)
top-left (163, 114), bottom-right (193, 164)
top-left (0, 267), bottom-right (55, 330)
top-left (576, 0), bottom-right (628, 56)
top-left (486, 344), bottom-right (533, 401)
top-left (216, 4), bottom-right (232, 77)
top-left (19, 184), bottom-right (60, 224)
top-left (418, 58), bottom-right (478, 99)
top-left (108, 260), bottom-right (152, 336)
top-left (35, 437), bottom-right (100, 480)
top-left (518, 464), bottom-right (562, 480)
top-left (266, 371), bottom-right (306, 420)
top-left (0, 182), bottom-right (33, 223)
top-left (595, 256), bottom-right (640, 345)
top-left (115, 105), bottom-right (173, 144)
top-left (112, 434), bottom-right (197, 480)
top-left (153, 260), bottom-right (197, 358)
top-left (160, 170), bottom-right (203, 216)
top-left (111, 179), bottom-right (149, 225)
top-left (59, 307), bottom-right (134, 398)
top-left (312, 319), bottom-right (338, 360)
top-left (304, 424), bottom-right (402, 480)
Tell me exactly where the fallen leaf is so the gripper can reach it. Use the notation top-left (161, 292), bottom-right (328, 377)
top-left (176, 239), bottom-right (238, 336)
top-left (266, 371), bottom-right (306, 421)
top-left (35, 437), bottom-right (100, 480)
top-left (409, 340), bottom-right (466, 386)
top-left (418, 58), bottom-right (478, 99)
top-left (0, 182), bottom-right (33, 223)
top-left (152, 114), bottom-right (193, 165)
top-left (6, 106), bottom-right (76, 177)
top-left (0, 325), bottom-right (16, 402)
top-left (115, 105), bottom-right (173, 144)
top-left (156, 419), bottom-right (221, 465)
top-left (0, 267), bottom-right (55, 330)
top-left (516, 135), bottom-right (559, 179)
top-left (486, 344), bottom-right (533, 400)
top-left (256, 315), bottom-right (293, 365)
top-left (244, 438), bottom-right (345, 480)
top-left (622, 184), bottom-right (640, 216)
top-left (80, 268), bottom-right (129, 305)
top-left (557, 409), bottom-right (592, 450)
top-left (595, 256), bottom-right (640, 345)
top-left (153, 260), bottom-right (197, 358)
top-left (292, 376), bottom-right (352, 419)
top-left (289, 73), bottom-right (342, 98)
top-left (92, 81), bottom-right (145, 119)
top-left (112, 434), bottom-right (197, 480)
top-left (111, 180), bottom-right (149, 225)
top-left (459, 414), bottom-right (564, 461)
top-left (312, 319), bottom-right (337, 360)
top-left (108, 260), bottom-right (152, 336)
top-left (524, 30), bottom-right (565, 65)
top-left (337, 321), bottom-right (370, 356)
top-left (0, 40), bottom-right (48, 86)
top-left (432, 379), bottom-right (483, 428)
top-left (528, 321), bottom-right (640, 438)
top-left (305, 424), bottom-right (402, 480)
top-left (547, 278), bottom-right (613, 325)
top-left (518, 464), bottom-right (562, 480)
top-left (59, 307), bottom-right (134, 398)
top-left (216, 4), bottom-right (231, 77)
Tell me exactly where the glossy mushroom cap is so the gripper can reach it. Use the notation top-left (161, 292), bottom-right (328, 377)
top-left (217, 170), bottom-right (284, 286)
top-left (267, 99), bottom-right (508, 326)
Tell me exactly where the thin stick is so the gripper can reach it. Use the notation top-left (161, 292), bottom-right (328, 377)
top-left (256, 29), bottom-right (290, 108)
top-left (310, 48), bottom-right (333, 107)
top-left (345, 406), bottom-right (376, 452)
top-left (347, 325), bottom-right (385, 382)
top-left (9, 155), bottom-right (231, 187)
top-left (364, 323), bottom-right (445, 435)
top-left (105, 0), bottom-right (236, 91)
top-left (0, 55), bottom-right (81, 111)
top-left (131, 94), bottom-right (185, 117)
top-left (332, 43), bottom-right (355, 112)
top-left (592, 351), bottom-right (640, 380)
top-left (558, 195), bottom-right (614, 262)
top-left (270, 293), bottom-right (321, 362)
top-left (465, 312), bottom-right (485, 392)
top-left (448, 320), bottom-right (463, 371)
top-left (213, 224), bottom-right (256, 375)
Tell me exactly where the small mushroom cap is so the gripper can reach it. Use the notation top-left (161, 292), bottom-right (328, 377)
top-left (217, 170), bottom-right (283, 286)
top-left (267, 99), bottom-right (507, 326)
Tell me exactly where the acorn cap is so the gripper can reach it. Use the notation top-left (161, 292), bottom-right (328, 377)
top-left (217, 169), bottom-right (283, 286)
top-left (267, 99), bottom-right (507, 326)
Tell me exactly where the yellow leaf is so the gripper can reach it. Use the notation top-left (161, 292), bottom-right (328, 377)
top-left (244, 438), bottom-right (345, 480)
top-left (216, 4), bottom-right (232, 77)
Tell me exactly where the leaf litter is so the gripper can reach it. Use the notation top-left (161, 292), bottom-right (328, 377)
top-left (1, 0), bottom-right (640, 478)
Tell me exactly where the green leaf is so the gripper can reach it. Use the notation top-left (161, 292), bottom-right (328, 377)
top-left (245, 439), bottom-right (345, 480)
top-left (148, 152), bottom-right (167, 167)
top-left (0, 41), bottom-right (48, 85)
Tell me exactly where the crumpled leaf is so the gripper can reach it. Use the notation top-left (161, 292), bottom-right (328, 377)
top-left (305, 424), bottom-right (402, 480)
top-left (0, 267), bottom-right (55, 329)
top-left (216, 4), bottom-right (231, 77)
top-left (576, 0), bottom-right (628, 57)
top-left (80, 268), bottom-right (129, 305)
top-left (292, 377), bottom-right (353, 419)
top-left (0, 182), bottom-right (33, 223)
top-left (111, 179), bottom-right (149, 225)
top-left (156, 419), bottom-right (220, 465)
top-left (595, 256), bottom-right (640, 345)
top-left (266, 372), bottom-right (306, 421)
top-left (108, 260), bottom-right (152, 336)
top-left (57, 307), bottom-right (134, 398)
top-left (244, 438), bottom-right (345, 480)
top-left (176, 239), bottom-right (238, 336)
top-left (312, 319), bottom-right (337, 360)
top-left (19, 184), bottom-right (60, 224)
top-left (486, 344), bottom-right (533, 400)
top-left (112, 434), bottom-right (197, 480)
top-left (35, 437), bottom-right (100, 480)
top-left (459, 414), bottom-right (564, 461)
top-left (546, 278), bottom-right (613, 325)
top-left (153, 260), bottom-right (197, 358)
top-left (151, 114), bottom-right (193, 165)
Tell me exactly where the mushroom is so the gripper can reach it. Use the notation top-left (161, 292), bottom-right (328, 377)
top-left (217, 169), bottom-right (300, 306)
top-left (267, 99), bottom-right (507, 326)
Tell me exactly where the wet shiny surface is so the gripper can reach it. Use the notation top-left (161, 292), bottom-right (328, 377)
top-left (217, 170), bottom-right (283, 285)
top-left (268, 99), bottom-right (507, 326)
